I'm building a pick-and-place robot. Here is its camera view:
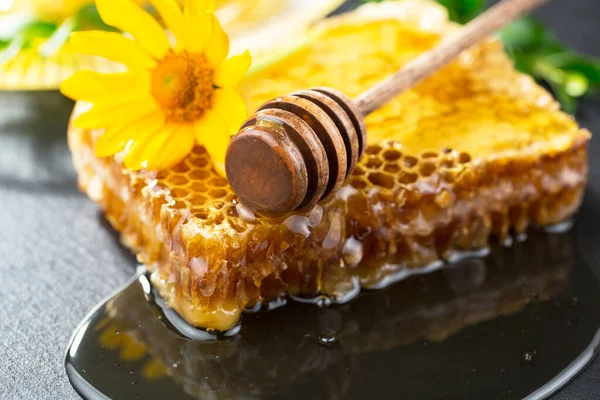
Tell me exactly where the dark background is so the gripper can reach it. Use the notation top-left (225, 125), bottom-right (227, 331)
top-left (1, 0), bottom-right (599, 398)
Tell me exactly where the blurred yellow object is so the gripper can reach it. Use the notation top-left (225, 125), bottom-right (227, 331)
top-left (1, 0), bottom-right (93, 22)
top-left (0, 48), bottom-right (120, 90)
top-left (0, 0), bottom-right (343, 90)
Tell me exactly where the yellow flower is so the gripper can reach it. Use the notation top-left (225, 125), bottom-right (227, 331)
top-left (60, 0), bottom-right (251, 174)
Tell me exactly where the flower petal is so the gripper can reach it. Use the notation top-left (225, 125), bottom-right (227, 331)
top-left (60, 70), bottom-right (147, 102)
top-left (95, 110), bottom-right (162, 157)
top-left (148, 124), bottom-right (196, 170)
top-left (122, 114), bottom-right (169, 170)
top-left (74, 97), bottom-right (158, 130)
top-left (185, 0), bottom-right (214, 13)
top-left (214, 50), bottom-right (251, 88)
top-left (204, 14), bottom-right (230, 66)
top-left (67, 31), bottom-right (156, 70)
top-left (211, 88), bottom-right (247, 134)
top-left (194, 110), bottom-right (230, 176)
top-left (123, 121), bottom-right (174, 170)
top-left (182, 5), bottom-right (211, 52)
top-left (149, 0), bottom-right (186, 48)
top-left (96, 0), bottom-right (170, 59)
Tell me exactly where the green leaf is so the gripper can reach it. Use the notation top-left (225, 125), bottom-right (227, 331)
top-left (435, 0), bottom-right (486, 23)
top-left (564, 71), bottom-right (589, 97)
top-left (497, 17), bottom-right (548, 50)
top-left (548, 80), bottom-right (577, 114)
top-left (73, 4), bottom-right (117, 31)
top-left (508, 51), bottom-right (534, 74)
top-left (19, 21), bottom-right (57, 47)
top-left (544, 53), bottom-right (600, 86)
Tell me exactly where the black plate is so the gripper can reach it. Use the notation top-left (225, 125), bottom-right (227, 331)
top-left (65, 206), bottom-right (600, 399)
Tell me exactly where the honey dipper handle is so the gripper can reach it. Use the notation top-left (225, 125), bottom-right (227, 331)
top-left (353, 0), bottom-right (549, 116)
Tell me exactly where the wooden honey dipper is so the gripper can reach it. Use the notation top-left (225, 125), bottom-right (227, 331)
top-left (225, 0), bottom-right (549, 215)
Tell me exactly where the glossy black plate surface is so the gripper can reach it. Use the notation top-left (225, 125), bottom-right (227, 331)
top-left (65, 211), bottom-right (600, 399)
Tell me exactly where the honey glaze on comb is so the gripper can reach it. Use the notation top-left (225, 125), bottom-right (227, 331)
top-left (73, 117), bottom-right (588, 331)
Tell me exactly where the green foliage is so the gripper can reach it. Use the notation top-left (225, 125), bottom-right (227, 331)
top-left (498, 16), bottom-right (600, 114)
top-left (0, 3), bottom-right (115, 64)
top-left (435, 0), bottom-right (486, 23)
top-left (361, 0), bottom-right (600, 114)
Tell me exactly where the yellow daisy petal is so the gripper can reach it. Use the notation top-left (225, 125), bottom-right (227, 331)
top-left (182, 5), bottom-right (211, 52)
top-left (204, 14), bottom-right (230, 66)
top-left (96, 0), bottom-right (171, 59)
top-left (67, 31), bottom-right (157, 70)
top-left (95, 109), bottom-right (161, 157)
top-left (194, 110), bottom-right (230, 176)
top-left (123, 122), bottom-right (173, 170)
top-left (185, 0), bottom-right (214, 13)
top-left (74, 97), bottom-right (158, 130)
top-left (211, 88), bottom-right (247, 134)
top-left (214, 50), bottom-right (251, 89)
top-left (60, 71), bottom-right (147, 103)
top-left (149, 0), bottom-right (186, 47)
top-left (122, 115), bottom-right (168, 170)
top-left (148, 124), bottom-right (196, 170)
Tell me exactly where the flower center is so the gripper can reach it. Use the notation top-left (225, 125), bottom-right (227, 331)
top-left (151, 51), bottom-right (214, 123)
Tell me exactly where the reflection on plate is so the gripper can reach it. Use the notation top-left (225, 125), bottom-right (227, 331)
top-left (65, 214), bottom-right (600, 399)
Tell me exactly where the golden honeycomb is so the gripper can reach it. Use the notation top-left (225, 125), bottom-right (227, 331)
top-left (68, 0), bottom-right (590, 330)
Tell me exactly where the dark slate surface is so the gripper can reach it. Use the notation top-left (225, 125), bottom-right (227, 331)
top-left (1, 1), bottom-right (599, 399)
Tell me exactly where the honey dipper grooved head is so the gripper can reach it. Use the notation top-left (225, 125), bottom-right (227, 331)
top-left (225, 87), bottom-right (366, 215)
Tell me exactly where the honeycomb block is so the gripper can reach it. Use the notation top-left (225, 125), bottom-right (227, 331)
top-left (68, 0), bottom-right (590, 330)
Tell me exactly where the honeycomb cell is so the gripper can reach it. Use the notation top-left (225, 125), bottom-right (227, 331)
top-left (208, 188), bottom-right (228, 199)
top-left (368, 172), bottom-right (395, 189)
top-left (211, 177), bottom-right (228, 188)
top-left (165, 174), bottom-right (190, 187)
top-left (397, 171), bottom-right (419, 185)
top-left (365, 145), bottom-right (382, 155)
top-left (211, 201), bottom-right (225, 210)
top-left (189, 181), bottom-right (209, 192)
top-left (189, 169), bottom-right (210, 180)
top-left (459, 152), bottom-right (472, 164)
top-left (169, 188), bottom-right (190, 200)
top-left (383, 149), bottom-right (402, 161)
top-left (383, 164), bottom-right (401, 173)
top-left (353, 165), bottom-right (366, 176)
top-left (350, 177), bottom-right (368, 190)
top-left (419, 160), bottom-right (437, 177)
top-left (188, 194), bottom-right (209, 206)
top-left (421, 151), bottom-right (438, 159)
top-left (191, 208), bottom-right (209, 219)
top-left (365, 157), bottom-right (383, 170)
top-left (441, 158), bottom-right (456, 168)
top-left (403, 156), bottom-right (418, 168)
top-left (171, 161), bottom-right (190, 174)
